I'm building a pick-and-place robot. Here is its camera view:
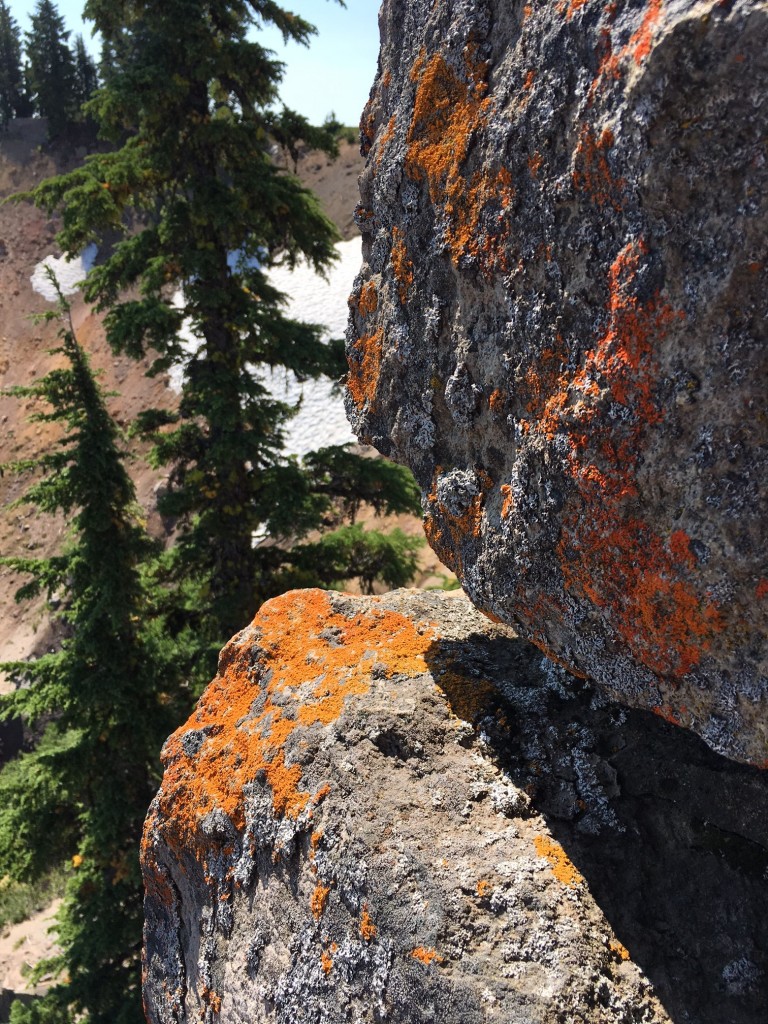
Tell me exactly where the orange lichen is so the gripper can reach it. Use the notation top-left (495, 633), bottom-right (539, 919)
top-left (756, 579), bottom-right (768, 600)
top-left (424, 470), bottom-right (493, 575)
top-left (628, 0), bottom-right (663, 64)
top-left (411, 946), bottom-right (444, 965)
top-left (528, 152), bottom-right (543, 178)
top-left (359, 904), bottom-right (377, 941)
top-left (149, 591), bottom-right (436, 862)
top-left (357, 280), bottom-right (378, 318)
top-left (405, 51), bottom-right (512, 272)
top-left (434, 665), bottom-right (497, 723)
top-left (347, 329), bottom-right (384, 411)
top-left (524, 69), bottom-right (536, 90)
top-left (572, 125), bottom-right (624, 211)
top-left (564, 0), bottom-right (589, 18)
top-left (609, 938), bottom-right (631, 961)
top-left (376, 114), bottom-right (397, 167)
top-left (516, 240), bottom-right (724, 681)
top-left (500, 483), bottom-right (515, 520)
top-left (476, 879), bottom-right (492, 898)
top-left (311, 882), bottom-right (331, 920)
top-left (533, 835), bottom-right (583, 887)
top-left (391, 227), bottom-right (414, 304)
top-left (488, 388), bottom-right (506, 416)
top-left (201, 987), bottom-right (222, 1014)
top-left (320, 951), bottom-right (333, 975)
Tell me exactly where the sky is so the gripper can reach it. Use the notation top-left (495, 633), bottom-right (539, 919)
top-left (8, 0), bottom-right (380, 126)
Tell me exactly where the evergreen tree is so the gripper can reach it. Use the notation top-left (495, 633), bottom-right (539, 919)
top-left (72, 33), bottom-right (98, 110)
top-left (0, 0), bottom-right (24, 127)
top-left (25, 0), bottom-right (75, 137)
top-left (25, 0), bottom-right (421, 651)
top-left (0, 279), bottom-right (191, 1024)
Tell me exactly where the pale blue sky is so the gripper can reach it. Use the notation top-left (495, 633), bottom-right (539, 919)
top-left (8, 0), bottom-right (380, 126)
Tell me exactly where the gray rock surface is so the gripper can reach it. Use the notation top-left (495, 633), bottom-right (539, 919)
top-left (345, 0), bottom-right (768, 765)
top-left (142, 589), bottom-right (768, 1023)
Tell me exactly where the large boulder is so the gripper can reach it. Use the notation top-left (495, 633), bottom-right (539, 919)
top-left (142, 589), bottom-right (768, 1024)
top-left (345, 0), bottom-right (768, 765)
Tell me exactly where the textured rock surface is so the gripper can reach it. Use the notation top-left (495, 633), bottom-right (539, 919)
top-left (142, 589), bottom-right (768, 1023)
top-left (345, 0), bottom-right (768, 765)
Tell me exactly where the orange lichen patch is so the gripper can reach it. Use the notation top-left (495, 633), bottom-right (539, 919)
top-left (411, 946), bottom-right (445, 965)
top-left (628, 0), bottom-right (663, 64)
top-left (476, 879), bottom-right (492, 898)
top-left (357, 280), bottom-right (379, 318)
top-left (201, 987), bottom-right (222, 1014)
top-left (311, 882), bottom-right (331, 920)
top-left (500, 483), bottom-right (515, 520)
top-left (424, 470), bottom-right (493, 574)
top-left (434, 665), bottom-right (497, 724)
top-left (488, 388), bottom-right (506, 416)
top-left (405, 51), bottom-right (512, 272)
top-left (320, 951), bottom-right (333, 975)
top-left (524, 69), bottom-right (536, 90)
top-left (375, 114), bottom-right (397, 167)
top-left (359, 904), bottom-right (377, 941)
top-left (669, 530), bottom-right (697, 568)
top-left (564, 0), bottom-right (589, 18)
top-left (572, 125), bottom-right (624, 211)
top-left (528, 152), bottom-right (543, 178)
top-left (588, 30), bottom-right (622, 105)
top-left (347, 329), bottom-right (384, 411)
top-left (609, 938), bottom-right (631, 961)
top-left (150, 590), bottom-right (436, 861)
top-left (518, 240), bottom-right (724, 680)
top-left (445, 167), bottom-right (515, 272)
top-left (523, 3), bottom-right (533, 18)
top-left (756, 579), bottom-right (768, 600)
top-left (533, 835), bottom-right (583, 887)
top-left (391, 227), bottom-right (414, 304)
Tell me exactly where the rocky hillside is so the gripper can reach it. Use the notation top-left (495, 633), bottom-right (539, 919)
top-left (0, 123), bottom-right (447, 691)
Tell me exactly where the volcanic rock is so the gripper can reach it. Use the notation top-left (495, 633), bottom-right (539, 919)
top-left (345, 0), bottom-right (768, 765)
top-left (142, 589), bottom-right (768, 1024)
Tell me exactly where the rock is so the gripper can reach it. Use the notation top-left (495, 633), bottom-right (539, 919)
top-left (142, 589), bottom-right (768, 1024)
top-left (345, 0), bottom-right (768, 765)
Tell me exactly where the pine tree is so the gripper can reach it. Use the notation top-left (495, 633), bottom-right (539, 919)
top-left (0, 0), bottom-right (24, 127)
top-left (25, 0), bottom-right (421, 651)
top-left (0, 280), bottom-right (191, 1024)
top-left (25, 0), bottom-right (75, 137)
top-left (72, 33), bottom-right (98, 111)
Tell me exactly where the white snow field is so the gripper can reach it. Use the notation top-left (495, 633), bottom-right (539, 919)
top-left (31, 237), bottom-right (362, 457)
top-left (31, 245), bottom-right (98, 300)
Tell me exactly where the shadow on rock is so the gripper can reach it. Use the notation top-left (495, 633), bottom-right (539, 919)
top-left (425, 632), bottom-right (768, 1024)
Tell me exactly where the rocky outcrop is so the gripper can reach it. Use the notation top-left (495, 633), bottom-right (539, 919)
top-left (142, 589), bottom-right (768, 1024)
top-left (345, 0), bottom-right (768, 765)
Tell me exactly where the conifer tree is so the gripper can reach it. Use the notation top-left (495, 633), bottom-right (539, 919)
top-left (25, 0), bottom-right (75, 137)
top-left (0, 0), bottom-right (24, 127)
top-left (72, 33), bottom-right (98, 110)
top-left (0, 280), bottom-right (190, 1024)
top-left (26, 0), bottom-right (421, 650)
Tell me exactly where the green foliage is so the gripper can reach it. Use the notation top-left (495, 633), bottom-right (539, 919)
top-left (0, 0), bottom-right (25, 126)
top-left (24, 0), bottom-right (76, 137)
top-left (22, 0), bottom-right (419, 645)
top-left (0, 865), bottom-right (67, 931)
top-left (0, 286), bottom-right (190, 1024)
top-left (72, 34), bottom-right (98, 111)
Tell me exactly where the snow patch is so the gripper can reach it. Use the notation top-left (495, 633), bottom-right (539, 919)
top-left (170, 237), bottom-right (361, 458)
top-left (31, 245), bottom-right (98, 301)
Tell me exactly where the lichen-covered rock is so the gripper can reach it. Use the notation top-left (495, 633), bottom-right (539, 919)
top-left (345, 0), bottom-right (768, 765)
top-left (142, 589), bottom-right (768, 1024)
